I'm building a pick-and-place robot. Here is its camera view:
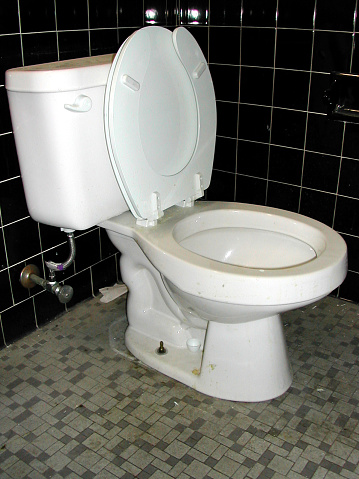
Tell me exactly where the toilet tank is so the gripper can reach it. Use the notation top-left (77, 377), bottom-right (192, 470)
top-left (5, 55), bottom-right (128, 230)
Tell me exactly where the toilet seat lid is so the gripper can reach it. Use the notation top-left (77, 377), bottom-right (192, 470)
top-left (104, 26), bottom-right (216, 222)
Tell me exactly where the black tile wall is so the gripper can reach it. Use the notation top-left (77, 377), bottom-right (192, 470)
top-left (56, 1), bottom-right (89, 31)
top-left (1, 0), bottom-right (359, 349)
top-left (242, 0), bottom-right (276, 27)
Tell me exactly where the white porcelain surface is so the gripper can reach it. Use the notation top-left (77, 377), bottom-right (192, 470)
top-left (5, 54), bottom-right (127, 230)
top-left (101, 201), bottom-right (347, 309)
top-left (179, 227), bottom-right (317, 268)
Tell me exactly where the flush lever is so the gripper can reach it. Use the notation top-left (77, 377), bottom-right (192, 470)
top-left (64, 94), bottom-right (92, 113)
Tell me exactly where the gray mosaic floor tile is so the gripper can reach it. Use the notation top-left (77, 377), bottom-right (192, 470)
top-left (1, 295), bottom-right (359, 478)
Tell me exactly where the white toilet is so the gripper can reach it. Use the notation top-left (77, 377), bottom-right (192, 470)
top-left (6, 26), bottom-right (347, 402)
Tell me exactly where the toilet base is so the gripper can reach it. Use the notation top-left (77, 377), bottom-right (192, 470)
top-left (125, 313), bottom-right (292, 402)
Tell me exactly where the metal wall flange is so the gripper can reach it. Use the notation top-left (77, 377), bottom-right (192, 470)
top-left (20, 264), bottom-right (40, 289)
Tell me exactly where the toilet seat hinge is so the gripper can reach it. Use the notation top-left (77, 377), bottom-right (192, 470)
top-left (136, 191), bottom-right (163, 227)
top-left (177, 173), bottom-right (204, 208)
top-left (194, 173), bottom-right (204, 198)
top-left (177, 197), bottom-right (194, 208)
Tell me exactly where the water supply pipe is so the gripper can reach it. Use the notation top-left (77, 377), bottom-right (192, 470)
top-left (20, 264), bottom-right (74, 304)
top-left (45, 229), bottom-right (76, 276)
top-left (19, 229), bottom-right (76, 304)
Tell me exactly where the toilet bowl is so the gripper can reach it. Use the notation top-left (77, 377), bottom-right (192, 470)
top-left (5, 26), bottom-right (347, 402)
top-left (101, 201), bottom-right (347, 401)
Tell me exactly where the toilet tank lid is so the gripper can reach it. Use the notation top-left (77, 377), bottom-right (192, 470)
top-left (5, 54), bottom-right (115, 93)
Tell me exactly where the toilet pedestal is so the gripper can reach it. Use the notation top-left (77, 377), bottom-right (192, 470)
top-left (125, 313), bottom-right (292, 402)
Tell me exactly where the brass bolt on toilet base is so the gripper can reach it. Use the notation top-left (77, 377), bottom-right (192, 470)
top-left (156, 341), bottom-right (167, 355)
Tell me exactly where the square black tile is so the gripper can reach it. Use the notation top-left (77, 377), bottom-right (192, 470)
top-left (277, 0), bottom-right (315, 29)
top-left (75, 230), bottom-right (101, 273)
top-left (275, 29), bottom-right (313, 71)
top-left (268, 145), bottom-right (303, 185)
top-left (0, 133), bottom-right (20, 182)
top-left (242, 0), bottom-right (277, 27)
top-left (210, 0), bottom-right (241, 26)
top-left (312, 31), bottom-right (352, 73)
top-left (0, 34), bottom-right (23, 85)
top-left (238, 104), bottom-right (271, 143)
top-left (0, 177), bottom-right (29, 225)
top-left (240, 67), bottom-right (273, 106)
top-left (56, 0), bottom-right (88, 30)
top-left (235, 175), bottom-right (267, 205)
top-left (241, 27), bottom-right (275, 67)
top-left (266, 182), bottom-right (300, 212)
top-left (118, 0), bottom-right (144, 27)
top-left (209, 26), bottom-right (240, 64)
top-left (90, 28), bottom-right (120, 56)
top-left (271, 108), bottom-right (307, 149)
top-left (58, 31), bottom-right (90, 60)
top-left (0, 268), bottom-right (13, 312)
top-left (213, 136), bottom-right (237, 173)
top-left (338, 158), bottom-right (359, 198)
top-left (309, 72), bottom-right (331, 114)
top-left (339, 271), bottom-right (359, 302)
top-left (216, 101), bottom-right (238, 138)
top-left (88, 0), bottom-right (117, 28)
top-left (0, 3), bottom-right (20, 34)
top-left (180, 0), bottom-right (209, 25)
top-left (306, 113), bottom-right (344, 156)
top-left (19, 0), bottom-right (55, 33)
top-left (316, 0), bottom-right (356, 32)
top-left (206, 170), bottom-right (235, 201)
top-left (343, 122), bottom-right (359, 159)
top-left (334, 195), bottom-right (359, 235)
top-left (302, 152), bottom-right (340, 193)
top-left (210, 64), bottom-right (239, 102)
top-left (273, 70), bottom-right (310, 111)
top-left (237, 140), bottom-right (269, 178)
top-left (1, 298), bottom-right (36, 345)
top-left (22, 32), bottom-right (58, 65)
top-left (300, 188), bottom-right (336, 226)
top-left (4, 217), bottom-right (41, 267)
top-left (341, 234), bottom-right (359, 272)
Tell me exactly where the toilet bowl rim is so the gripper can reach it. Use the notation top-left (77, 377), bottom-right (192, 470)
top-left (101, 201), bottom-right (347, 305)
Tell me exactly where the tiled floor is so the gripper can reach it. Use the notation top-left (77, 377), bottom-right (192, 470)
top-left (1, 293), bottom-right (359, 479)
